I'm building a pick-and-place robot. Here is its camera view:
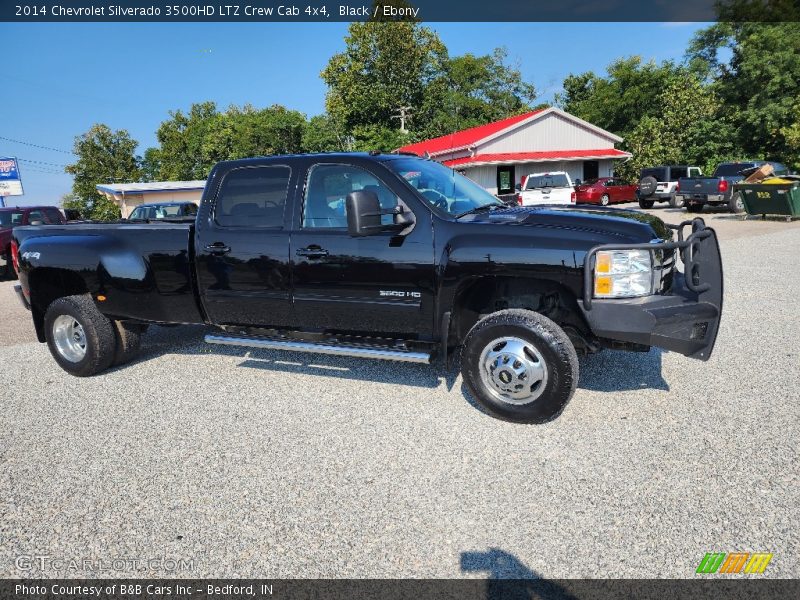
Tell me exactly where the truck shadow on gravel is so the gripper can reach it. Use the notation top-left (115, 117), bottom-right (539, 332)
top-left (128, 324), bottom-right (457, 390)
top-left (129, 326), bottom-right (668, 402)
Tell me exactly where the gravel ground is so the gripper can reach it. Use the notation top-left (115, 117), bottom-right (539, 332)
top-left (0, 208), bottom-right (797, 579)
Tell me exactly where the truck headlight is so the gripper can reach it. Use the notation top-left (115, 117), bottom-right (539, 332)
top-left (594, 249), bottom-right (653, 298)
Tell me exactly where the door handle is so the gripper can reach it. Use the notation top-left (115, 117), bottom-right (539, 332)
top-left (296, 246), bottom-right (329, 259)
top-left (205, 242), bottom-right (231, 255)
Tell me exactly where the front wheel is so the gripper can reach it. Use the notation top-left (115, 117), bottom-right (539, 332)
top-left (669, 194), bottom-right (684, 208)
top-left (638, 198), bottom-right (655, 209)
top-left (44, 295), bottom-right (116, 377)
top-left (461, 309), bottom-right (579, 424)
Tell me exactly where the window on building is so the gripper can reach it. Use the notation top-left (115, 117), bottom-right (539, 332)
top-left (496, 166), bottom-right (515, 195)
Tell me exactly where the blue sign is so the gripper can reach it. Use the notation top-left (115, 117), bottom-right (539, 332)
top-left (0, 157), bottom-right (24, 200)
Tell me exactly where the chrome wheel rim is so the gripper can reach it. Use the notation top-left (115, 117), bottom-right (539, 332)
top-left (52, 315), bottom-right (87, 362)
top-left (478, 336), bottom-right (549, 405)
top-left (601, 195), bottom-right (609, 206)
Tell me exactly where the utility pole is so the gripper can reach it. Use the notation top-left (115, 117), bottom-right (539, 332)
top-left (391, 106), bottom-right (413, 134)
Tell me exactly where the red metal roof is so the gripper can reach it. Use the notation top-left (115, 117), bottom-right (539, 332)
top-left (443, 149), bottom-right (631, 168)
top-left (397, 110), bottom-right (544, 157)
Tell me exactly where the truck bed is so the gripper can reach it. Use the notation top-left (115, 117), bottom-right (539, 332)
top-left (13, 221), bottom-right (205, 325)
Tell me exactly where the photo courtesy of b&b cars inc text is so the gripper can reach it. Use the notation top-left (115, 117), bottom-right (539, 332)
top-left (0, 1), bottom-right (798, 598)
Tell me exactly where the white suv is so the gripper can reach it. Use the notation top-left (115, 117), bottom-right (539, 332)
top-left (518, 171), bottom-right (576, 206)
top-left (637, 165), bottom-right (703, 209)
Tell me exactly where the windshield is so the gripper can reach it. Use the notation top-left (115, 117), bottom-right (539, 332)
top-left (386, 158), bottom-right (502, 216)
top-left (525, 174), bottom-right (570, 189)
top-left (713, 163), bottom-right (756, 177)
top-left (0, 210), bottom-right (23, 228)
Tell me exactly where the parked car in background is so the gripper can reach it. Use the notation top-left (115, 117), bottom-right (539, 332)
top-left (575, 177), bottom-right (638, 206)
top-left (677, 160), bottom-right (791, 213)
top-left (0, 206), bottom-right (65, 278)
top-left (637, 165), bottom-right (703, 209)
top-left (518, 171), bottom-right (575, 206)
top-left (128, 202), bottom-right (198, 221)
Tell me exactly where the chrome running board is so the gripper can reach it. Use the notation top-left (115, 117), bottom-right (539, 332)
top-left (204, 334), bottom-right (432, 364)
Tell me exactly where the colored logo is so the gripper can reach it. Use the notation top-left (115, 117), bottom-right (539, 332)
top-left (696, 552), bottom-right (773, 574)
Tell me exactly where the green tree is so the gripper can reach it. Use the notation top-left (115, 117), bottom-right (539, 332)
top-left (687, 21), bottom-right (800, 167)
top-left (416, 49), bottom-right (537, 139)
top-left (321, 2), bottom-right (448, 136)
top-left (302, 114), bottom-right (350, 152)
top-left (150, 102), bottom-right (308, 180)
top-left (64, 124), bottom-right (141, 221)
top-left (556, 57), bottom-right (684, 139)
top-left (615, 75), bottom-right (737, 181)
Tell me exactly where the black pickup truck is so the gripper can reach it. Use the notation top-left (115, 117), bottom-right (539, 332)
top-left (12, 153), bottom-right (723, 423)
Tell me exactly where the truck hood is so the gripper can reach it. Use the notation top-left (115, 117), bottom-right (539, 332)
top-left (462, 205), bottom-right (672, 243)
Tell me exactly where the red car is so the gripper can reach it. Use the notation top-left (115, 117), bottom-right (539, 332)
top-left (575, 177), bottom-right (638, 206)
top-left (1, 206), bottom-right (65, 279)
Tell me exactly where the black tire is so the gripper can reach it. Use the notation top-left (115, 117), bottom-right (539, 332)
top-left (728, 191), bottom-right (745, 214)
top-left (461, 309), bottom-right (579, 424)
top-left (638, 198), bottom-right (655, 209)
top-left (669, 194), bottom-right (684, 208)
top-left (600, 194), bottom-right (610, 206)
top-left (686, 203), bottom-right (703, 213)
top-left (44, 295), bottom-right (116, 377)
top-left (112, 321), bottom-right (143, 367)
top-left (638, 176), bottom-right (658, 197)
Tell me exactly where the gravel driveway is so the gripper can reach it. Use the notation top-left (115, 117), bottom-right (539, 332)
top-left (0, 209), bottom-right (797, 578)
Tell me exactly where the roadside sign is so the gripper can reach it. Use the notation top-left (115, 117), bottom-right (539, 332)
top-left (0, 157), bottom-right (24, 201)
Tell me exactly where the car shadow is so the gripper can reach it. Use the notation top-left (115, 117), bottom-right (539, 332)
top-left (460, 548), bottom-right (579, 599)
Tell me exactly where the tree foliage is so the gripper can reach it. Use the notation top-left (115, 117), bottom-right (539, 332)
top-left (321, 2), bottom-right (448, 137)
top-left (148, 102), bottom-right (307, 180)
top-left (321, 3), bottom-right (536, 149)
top-left (557, 57), bottom-right (684, 140)
top-left (687, 21), bottom-right (800, 170)
top-left (616, 75), bottom-right (737, 181)
top-left (417, 49), bottom-right (537, 139)
top-left (65, 124), bottom-right (141, 221)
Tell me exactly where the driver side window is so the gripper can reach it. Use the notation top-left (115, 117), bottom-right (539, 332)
top-left (303, 164), bottom-right (399, 229)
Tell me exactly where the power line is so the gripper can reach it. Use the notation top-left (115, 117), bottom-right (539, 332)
top-left (17, 158), bottom-right (70, 168)
top-left (0, 135), bottom-right (74, 154)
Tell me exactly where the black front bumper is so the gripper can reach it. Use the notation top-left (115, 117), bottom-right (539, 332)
top-left (579, 219), bottom-right (723, 361)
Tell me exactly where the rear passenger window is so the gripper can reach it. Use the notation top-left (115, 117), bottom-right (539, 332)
top-left (215, 166), bottom-right (291, 228)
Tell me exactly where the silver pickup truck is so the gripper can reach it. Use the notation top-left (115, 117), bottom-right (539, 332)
top-left (677, 160), bottom-right (790, 213)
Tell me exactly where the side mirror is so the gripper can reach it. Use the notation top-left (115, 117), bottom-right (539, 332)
top-left (346, 190), bottom-right (383, 237)
top-left (574, 178), bottom-right (581, 186)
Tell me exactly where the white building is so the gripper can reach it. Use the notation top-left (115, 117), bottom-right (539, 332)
top-left (96, 180), bottom-right (206, 218)
top-left (398, 107), bottom-right (631, 196)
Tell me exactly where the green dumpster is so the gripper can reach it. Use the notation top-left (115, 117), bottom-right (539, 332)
top-left (737, 178), bottom-right (800, 218)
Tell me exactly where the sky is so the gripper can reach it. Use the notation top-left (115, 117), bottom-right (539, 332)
top-left (1, 21), bottom-right (709, 206)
